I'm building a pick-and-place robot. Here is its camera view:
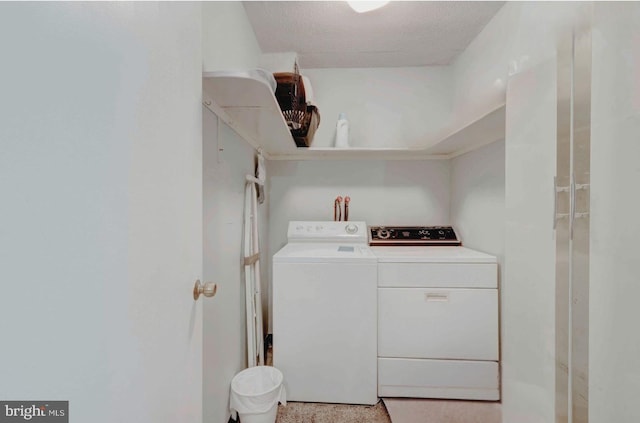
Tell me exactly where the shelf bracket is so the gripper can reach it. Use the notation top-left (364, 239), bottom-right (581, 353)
top-left (202, 93), bottom-right (271, 160)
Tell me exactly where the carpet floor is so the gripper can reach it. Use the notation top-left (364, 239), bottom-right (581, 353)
top-left (382, 398), bottom-right (501, 423)
top-left (276, 401), bottom-right (392, 423)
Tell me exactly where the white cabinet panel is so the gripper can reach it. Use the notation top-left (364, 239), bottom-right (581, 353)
top-left (378, 263), bottom-right (497, 288)
top-left (273, 262), bottom-right (378, 405)
top-left (378, 288), bottom-right (499, 360)
top-left (378, 358), bottom-right (500, 400)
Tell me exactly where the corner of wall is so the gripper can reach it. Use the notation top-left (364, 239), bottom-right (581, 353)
top-left (449, 139), bottom-right (505, 258)
top-left (202, 2), bottom-right (262, 72)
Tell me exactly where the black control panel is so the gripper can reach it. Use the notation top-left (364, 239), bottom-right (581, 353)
top-left (369, 226), bottom-right (461, 246)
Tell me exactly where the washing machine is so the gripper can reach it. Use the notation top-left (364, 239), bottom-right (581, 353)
top-left (272, 221), bottom-right (378, 405)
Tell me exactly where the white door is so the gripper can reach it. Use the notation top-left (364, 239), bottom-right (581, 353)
top-left (503, 59), bottom-right (558, 422)
top-left (0, 3), bottom-right (203, 422)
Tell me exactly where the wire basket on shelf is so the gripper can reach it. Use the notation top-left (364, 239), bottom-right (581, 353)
top-left (274, 72), bottom-right (320, 148)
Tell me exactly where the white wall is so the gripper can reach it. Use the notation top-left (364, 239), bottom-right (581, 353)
top-left (268, 160), bottom-right (451, 251)
top-left (202, 1), bottom-right (262, 72)
top-left (451, 2), bottom-right (585, 129)
top-left (448, 136), bottom-right (505, 310)
top-left (297, 3), bottom-right (585, 152)
top-left (450, 139), bottom-right (505, 267)
top-left (267, 159), bottom-right (450, 328)
top-left (0, 3), bottom-right (203, 422)
top-left (203, 114), bottom-right (269, 423)
top-left (590, 3), bottom-right (640, 421)
top-left (302, 67), bottom-right (452, 148)
top-left (201, 3), bottom-right (267, 422)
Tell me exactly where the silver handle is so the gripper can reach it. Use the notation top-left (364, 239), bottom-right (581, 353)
top-left (573, 181), bottom-right (589, 220)
top-left (553, 178), bottom-right (572, 231)
top-left (193, 279), bottom-right (217, 301)
top-left (553, 176), bottom-right (558, 230)
top-left (425, 293), bottom-right (449, 302)
top-left (570, 176), bottom-right (576, 240)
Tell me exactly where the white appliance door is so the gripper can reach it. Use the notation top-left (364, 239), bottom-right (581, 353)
top-left (273, 261), bottom-right (378, 405)
top-left (378, 288), bottom-right (499, 360)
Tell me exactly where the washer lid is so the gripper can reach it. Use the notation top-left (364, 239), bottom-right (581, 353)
top-left (371, 246), bottom-right (497, 263)
top-left (273, 243), bottom-right (377, 264)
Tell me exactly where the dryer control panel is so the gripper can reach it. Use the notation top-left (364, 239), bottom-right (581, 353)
top-left (369, 226), bottom-right (461, 246)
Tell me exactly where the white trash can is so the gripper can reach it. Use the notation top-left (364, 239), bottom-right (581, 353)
top-left (230, 366), bottom-right (286, 423)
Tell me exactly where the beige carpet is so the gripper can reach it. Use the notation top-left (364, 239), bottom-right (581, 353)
top-left (382, 398), bottom-right (501, 423)
top-left (276, 401), bottom-right (391, 423)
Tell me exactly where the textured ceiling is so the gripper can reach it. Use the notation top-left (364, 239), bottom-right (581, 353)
top-left (243, 1), bottom-right (505, 68)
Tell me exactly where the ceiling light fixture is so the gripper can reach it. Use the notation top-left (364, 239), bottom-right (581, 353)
top-left (347, 1), bottom-right (390, 13)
